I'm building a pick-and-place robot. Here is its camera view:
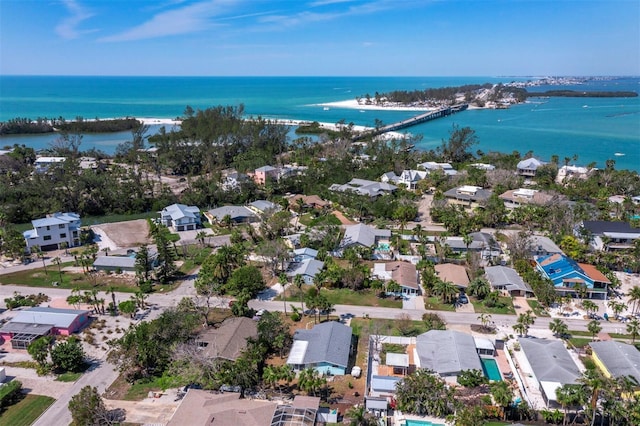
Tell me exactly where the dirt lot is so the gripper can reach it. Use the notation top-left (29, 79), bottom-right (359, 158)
top-left (93, 219), bottom-right (151, 250)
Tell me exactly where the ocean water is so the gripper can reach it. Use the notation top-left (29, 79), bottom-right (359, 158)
top-left (0, 76), bottom-right (638, 171)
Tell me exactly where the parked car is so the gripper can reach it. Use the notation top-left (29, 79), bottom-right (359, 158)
top-left (351, 366), bottom-right (362, 378)
top-left (458, 294), bottom-right (469, 304)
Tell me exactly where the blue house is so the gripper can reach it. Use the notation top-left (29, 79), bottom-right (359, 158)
top-left (535, 253), bottom-right (609, 299)
top-left (286, 322), bottom-right (353, 376)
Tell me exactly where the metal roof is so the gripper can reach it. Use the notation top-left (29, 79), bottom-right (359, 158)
top-left (371, 375), bottom-right (402, 392)
top-left (341, 223), bottom-right (391, 248)
top-left (93, 256), bottom-right (136, 269)
top-left (286, 259), bottom-right (324, 279)
top-left (9, 307), bottom-right (90, 329)
top-left (386, 353), bottom-right (409, 367)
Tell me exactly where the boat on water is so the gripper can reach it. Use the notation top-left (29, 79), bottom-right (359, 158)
top-left (323, 107), bottom-right (330, 111)
top-left (614, 152), bottom-right (626, 156)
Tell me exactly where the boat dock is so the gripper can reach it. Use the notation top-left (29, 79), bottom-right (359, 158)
top-left (354, 103), bottom-right (469, 140)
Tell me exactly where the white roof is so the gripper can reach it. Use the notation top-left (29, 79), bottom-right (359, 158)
top-left (540, 381), bottom-right (563, 402)
top-left (35, 156), bottom-right (66, 163)
top-left (287, 340), bottom-right (309, 365)
top-left (386, 353), bottom-right (409, 367)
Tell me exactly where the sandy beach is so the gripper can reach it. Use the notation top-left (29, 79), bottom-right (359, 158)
top-left (272, 118), bottom-right (408, 140)
top-left (316, 98), bottom-right (436, 112)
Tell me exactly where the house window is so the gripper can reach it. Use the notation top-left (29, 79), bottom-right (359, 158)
top-left (43, 235), bottom-right (52, 241)
top-left (60, 233), bottom-right (66, 239)
top-left (59, 224), bottom-right (65, 229)
top-left (46, 226), bottom-right (50, 231)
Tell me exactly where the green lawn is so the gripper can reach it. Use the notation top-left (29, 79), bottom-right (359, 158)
top-left (569, 337), bottom-right (593, 348)
top-left (56, 371), bottom-right (82, 382)
top-left (471, 296), bottom-right (516, 315)
top-left (0, 394), bottom-right (55, 426)
top-left (424, 296), bottom-right (456, 312)
top-left (526, 299), bottom-right (550, 317)
top-left (279, 288), bottom-right (402, 309)
top-left (0, 266), bottom-right (138, 293)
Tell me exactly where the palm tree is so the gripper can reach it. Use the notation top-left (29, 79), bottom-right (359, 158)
top-left (294, 274), bottom-right (305, 313)
top-left (195, 231), bottom-right (208, 247)
top-left (477, 313), bottom-right (492, 331)
top-left (587, 319), bottom-right (602, 341)
top-left (433, 279), bottom-right (459, 304)
top-left (549, 318), bottom-right (569, 338)
top-left (582, 300), bottom-right (598, 317)
top-left (345, 405), bottom-right (377, 426)
top-left (32, 245), bottom-right (47, 275)
top-left (512, 322), bottom-right (527, 337)
top-left (262, 365), bottom-right (279, 390)
top-left (490, 381), bottom-right (514, 420)
top-left (626, 318), bottom-right (640, 343)
top-left (579, 369), bottom-right (607, 426)
top-left (52, 256), bottom-right (63, 283)
top-left (468, 277), bottom-right (491, 299)
top-left (607, 300), bottom-right (626, 318)
top-left (627, 286), bottom-right (640, 314)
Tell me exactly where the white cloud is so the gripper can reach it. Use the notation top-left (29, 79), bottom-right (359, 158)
top-left (55, 0), bottom-right (95, 39)
top-left (100, 0), bottom-right (237, 42)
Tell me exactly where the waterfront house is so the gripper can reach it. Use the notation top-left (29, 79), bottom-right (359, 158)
top-left (329, 178), bottom-right (397, 198)
top-left (556, 165), bottom-right (591, 184)
top-left (578, 220), bottom-right (640, 251)
top-left (0, 307), bottom-right (91, 349)
top-left (516, 158), bottom-right (546, 177)
top-left (518, 338), bottom-right (581, 408)
top-left (195, 317), bottom-right (258, 362)
top-left (160, 203), bottom-right (201, 231)
top-left (469, 163), bottom-right (496, 171)
top-left (434, 263), bottom-right (469, 289)
top-left (530, 235), bottom-right (564, 256)
top-left (484, 265), bottom-right (533, 297)
top-left (34, 156), bottom-right (66, 173)
top-left (371, 261), bottom-right (420, 295)
top-left (443, 185), bottom-right (493, 210)
top-left (204, 205), bottom-right (258, 225)
top-left (286, 321), bottom-right (353, 376)
top-left (417, 161), bottom-right (458, 176)
top-left (535, 253), bottom-right (609, 299)
top-left (23, 212), bottom-right (81, 253)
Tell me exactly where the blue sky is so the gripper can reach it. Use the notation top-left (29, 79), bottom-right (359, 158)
top-left (1, 0), bottom-right (638, 76)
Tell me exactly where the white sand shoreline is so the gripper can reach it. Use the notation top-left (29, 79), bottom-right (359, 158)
top-left (316, 99), bottom-right (436, 112)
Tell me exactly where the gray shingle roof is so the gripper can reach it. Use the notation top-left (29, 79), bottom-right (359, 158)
top-left (590, 341), bottom-right (640, 382)
top-left (518, 338), bottom-right (581, 385)
top-left (286, 259), bottom-right (324, 278)
top-left (443, 186), bottom-right (493, 203)
top-left (416, 330), bottom-right (482, 375)
top-left (196, 317), bottom-right (258, 361)
top-left (289, 322), bottom-right (352, 369)
top-left (485, 265), bottom-right (532, 293)
top-left (341, 223), bottom-right (391, 248)
top-left (207, 206), bottom-right (257, 221)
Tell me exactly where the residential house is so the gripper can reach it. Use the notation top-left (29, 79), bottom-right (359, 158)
top-left (329, 178), bottom-right (397, 198)
top-left (556, 165), bottom-right (590, 184)
top-left (589, 341), bottom-right (640, 384)
top-left (93, 256), bottom-right (136, 273)
top-left (288, 194), bottom-right (331, 210)
top-left (0, 307), bottom-right (91, 349)
top-left (380, 170), bottom-right (428, 190)
top-left (443, 185), bottom-right (493, 210)
top-left (168, 392), bottom-right (320, 426)
top-left (204, 206), bottom-right (258, 225)
top-left (286, 258), bottom-right (325, 285)
top-left (251, 165), bottom-right (279, 184)
top-left (578, 220), bottom-right (640, 251)
top-left (248, 200), bottom-right (280, 215)
top-left (415, 330), bottom-right (483, 382)
top-left (160, 203), bottom-right (202, 231)
top-left (23, 212), bottom-right (81, 252)
top-left (442, 232), bottom-right (500, 260)
top-left (372, 261), bottom-right (420, 295)
top-left (499, 188), bottom-right (556, 209)
top-left (518, 338), bottom-right (582, 408)
top-left (516, 158), bottom-right (546, 177)
top-left (417, 161), bottom-right (458, 176)
top-left (535, 253), bottom-right (610, 299)
top-left (469, 163), bottom-right (496, 171)
top-left (293, 248), bottom-right (318, 262)
top-left (34, 156), bottom-right (66, 173)
top-left (220, 170), bottom-right (248, 191)
top-left (339, 223), bottom-right (392, 253)
top-left (434, 263), bottom-right (469, 290)
top-left (530, 235), bottom-right (564, 256)
top-left (286, 322), bottom-right (353, 375)
top-left (484, 265), bottom-right (533, 297)
top-left (195, 317), bottom-right (258, 361)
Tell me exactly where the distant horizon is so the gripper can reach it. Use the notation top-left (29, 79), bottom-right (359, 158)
top-left (1, 1), bottom-right (638, 76)
top-left (3, 74), bottom-right (640, 78)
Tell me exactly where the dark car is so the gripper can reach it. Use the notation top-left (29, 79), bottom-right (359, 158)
top-left (458, 294), bottom-right (469, 304)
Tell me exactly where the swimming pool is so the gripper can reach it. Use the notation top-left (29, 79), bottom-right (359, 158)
top-left (405, 420), bottom-right (445, 426)
top-left (481, 357), bottom-right (502, 381)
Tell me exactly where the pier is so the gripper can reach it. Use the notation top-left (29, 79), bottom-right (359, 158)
top-left (354, 103), bottom-right (469, 140)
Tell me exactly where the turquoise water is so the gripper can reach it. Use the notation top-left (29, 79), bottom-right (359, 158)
top-left (405, 420), bottom-right (445, 426)
top-left (0, 76), bottom-right (638, 171)
top-left (481, 357), bottom-right (502, 381)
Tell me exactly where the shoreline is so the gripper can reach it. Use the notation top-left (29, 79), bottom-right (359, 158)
top-left (315, 98), bottom-right (486, 111)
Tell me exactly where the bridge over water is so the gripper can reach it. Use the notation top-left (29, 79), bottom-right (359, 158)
top-left (354, 103), bottom-right (469, 140)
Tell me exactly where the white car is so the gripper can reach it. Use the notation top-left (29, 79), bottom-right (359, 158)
top-left (351, 366), bottom-right (362, 378)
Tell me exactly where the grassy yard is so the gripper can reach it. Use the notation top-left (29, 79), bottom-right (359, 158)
top-left (526, 299), bottom-right (550, 317)
top-left (0, 265), bottom-right (139, 293)
top-left (56, 371), bottom-right (83, 382)
top-left (279, 288), bottom-right (402, 309)
top-left (423, 296), bottom-right (456, 312)
top-left (471, 296), bottom-right (516, 315)
top-left (0, 394), bottom-right (55, 426)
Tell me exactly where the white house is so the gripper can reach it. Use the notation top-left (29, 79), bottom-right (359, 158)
top-left (34, 156), bottom-right (66, 173)
top-left (23, 212), bottom-right (81, 252)
top-left (417, 161), bottom-right (458, 176)
top-left (380, 170), bottom-right (428, 190)
top-left (160, 204), bottom-right (201, 231)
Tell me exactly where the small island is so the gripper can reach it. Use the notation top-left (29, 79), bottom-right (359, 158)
top-left (0, 116), bottom-right (143, 136)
